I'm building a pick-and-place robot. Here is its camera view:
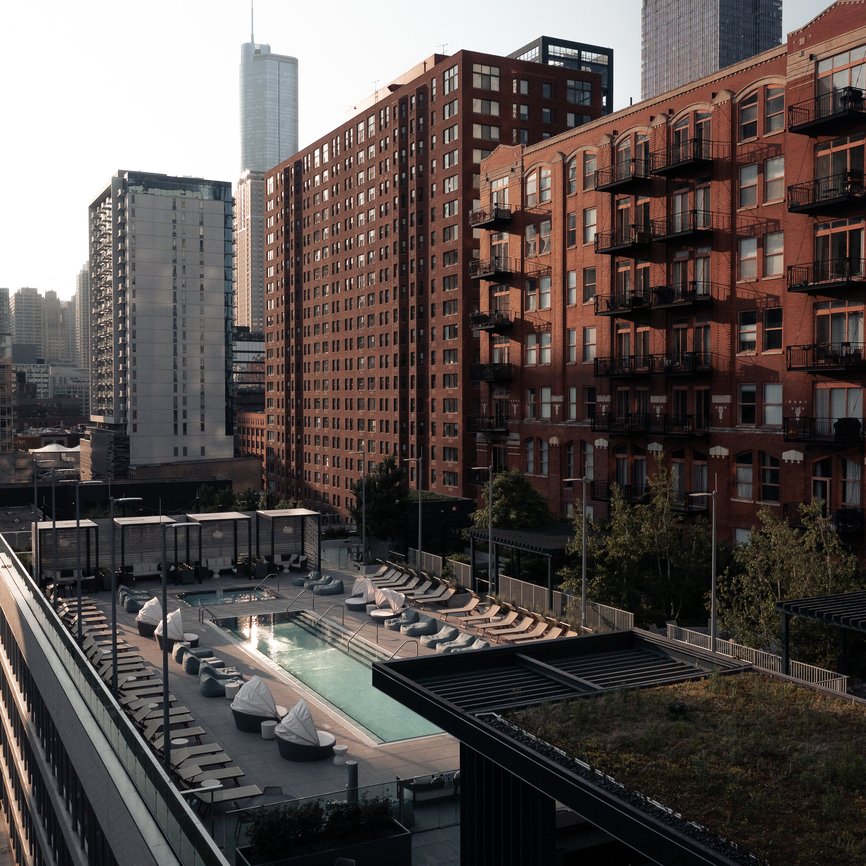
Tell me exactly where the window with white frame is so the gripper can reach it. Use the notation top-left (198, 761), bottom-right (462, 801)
top-left (735, 452), bottom-right (753, 498)
top-left (764, 156), bottom-right (784, 201)
top-left (539, 274), bottom-right (551, 308)
top-left (760, 452), bottom-right (780, 501)
top-left (739, 383), bottom-right (757, 424)
top-left (738, 310), bottom-right (757, 352)
top-left (444, 65), bottom-right (458, 94)
top-left (539, 439), bottom-right (549, 475)
top-left (583, 267), bottom-right (597, 301)
top-left (739, 164), bottom-right (758, 207)
top-left (738, 237), bottom-right (758, 280)
top-left (525, 333), bottom-right (539, 365)
top-left (583, 207), bottom-right (597, 244)
top-left (763, 383), bottom-right (782, 426)
top-left (540, 387), bottom-right (552, 419)
top-left (764, 232), bottom-right (784, 277)
top-left (583, 326), bottom-right (596, 361)
top-left (842, 457), bottom-right (861, 505)
top-left (567, 328), bottom-right (577, 362)
top-left (525, 438), bottom-right (536, 474)
top-left (567, 270), bottom-right (577, 305)
top-left (539, 167), bottom-right (552, 202)
top-left (539, 332), bottom-right (551, 364)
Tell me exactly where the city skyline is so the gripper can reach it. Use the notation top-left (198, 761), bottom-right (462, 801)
top-left (0, 0), bottom-right (831, 300)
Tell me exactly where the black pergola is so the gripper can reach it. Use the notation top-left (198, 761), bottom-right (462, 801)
top-left (777, 589), bottom-right (866, 674)
top-left (468, 523), bottom-right (573, 608)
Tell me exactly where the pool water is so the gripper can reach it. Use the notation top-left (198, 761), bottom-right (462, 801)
top-left (179, 588), bottom-right (275, 606)
top-left (226, 617), bottom-right (441, 743)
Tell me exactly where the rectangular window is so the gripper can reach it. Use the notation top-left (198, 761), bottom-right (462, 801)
top-left (584, 386), bottom-right (597, 421)
top-left (765, 86), bottom-right (784, 133)
top-left (525, 439), bottom-right (536, 474)
top-left (739, 384), bottom-right (757, 424)
top-left (525, 388), bottom-right (537, 419)
top-left (583, 326), bottom-right (597, 362)
top-left (472, 98), bottom-right (500, 115)
top-left (738, 237), bottom-right (758, 281)
top-left (540, 387), bottom-right (552, 419)
top-left (525, 333), bottom-right (538, 365)
top-left (539, 332), bottom-right (551, 364)
top-left (443, 99), bottom-right (459, 119)
top-left (738, 310), bottom-right (757, 352)
top-left (542, 107), bottom-right (555, 124)
top-left (763, 307), bottom-right (783, 350)
top-left (566, 212), bottom-right (577, 247)
top-left (739, 164), bottom-right (758, 207)
top-left (443, 65), bottom-right (458, 94)
top-left (513, 78), bottom-right (529, 95)
top-left (760, 453), bottom-right (780, 501)
top-left (472, 123), bottom-right (500, 141)
top-left (567, 270), bottom-right (577, 305)
top-left (567, 328), bottom-right (577, 363)
top-left (472, 63), bottom-right (500, 91)
top-left (764, 231), bottom-right (783, 277)
top-left (735, 454), bottom-right (754, 499)
top-left (763, 383), bottom-right (782, 426)
top-left (539, 275), bottom-right (551, 309)
top-left (583, 267), bottom-right (597, 302)
top-left (764, 156), bottom-right (784, 202)
top-left (539, 167), bottom-right (552, 202)
top-left (513, 103), bottom-right (529, 120)
top-left (583, 152), bottom-right (596, 190)
top-left (739, 92), bottom-right (758, 140)
top-left (583, 207), bottom-right (597, 244)
top-left (567, 387), bottom-right (578, 420)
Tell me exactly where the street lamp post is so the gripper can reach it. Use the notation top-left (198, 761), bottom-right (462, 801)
top-left (688, 488), bottom-right (717, 650)
top-left (356, 451), bottom-right (366, 568)
top-left (161, 522), bottom-right (200, 772)
top-left (403, 453), bottom-right (423, 572)
top-left (110, 496), bottom-right (142, 696)
top-left (470, 463), bottom-right (495, 594)
top-left (563, 477), bottom-right (590, 631)
top-left (74, 480), bottom-right (103, 643)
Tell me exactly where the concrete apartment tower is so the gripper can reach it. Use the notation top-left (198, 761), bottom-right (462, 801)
top-left (236, 35), bottom-right (298, 332)
top-left (83, 171), bottom-right (235, 479)
top-left (641, 0), bottom-right (782, 98)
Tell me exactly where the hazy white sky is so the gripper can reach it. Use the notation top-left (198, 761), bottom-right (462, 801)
top-left (0, 0), bottom-right (832, 300)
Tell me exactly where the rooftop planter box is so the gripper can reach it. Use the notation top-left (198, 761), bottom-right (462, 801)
top-left (236, 798), bottom-right (411, 866)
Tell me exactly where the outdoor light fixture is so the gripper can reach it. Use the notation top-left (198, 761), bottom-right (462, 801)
top-left (563, 477), bottom-right (590, 631)
top-left (110, 496), bottom-right (142, 696)
top-left (688, 487), bottom-right (717, 650)
top-left (402, 453), bottom-right (423, 572)
top-left (470, 463), bottom-right (494, 594)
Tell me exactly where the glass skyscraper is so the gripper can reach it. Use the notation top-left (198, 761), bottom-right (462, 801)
top-left (641, 0), bottom-right (782, 99)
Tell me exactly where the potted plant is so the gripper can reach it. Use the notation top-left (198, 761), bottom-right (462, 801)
top-left (236, 796), bottom-right (411, 866)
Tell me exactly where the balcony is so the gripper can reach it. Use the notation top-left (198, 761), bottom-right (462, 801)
top-left (788, 86), bottom-right (866, 136)
top-left (655, 351), bottom-right (713, 376)
top-left (469, 205), bottom-right (513, 229)
top-left (672, 490), bottom-right (711, 512)
top-left (590, 480), bottom-right (648, 504)
top-left (594, 158), bottom-right (653, 193)
top-left (594, 355), bottom-right (654, 378)
top-left (595, 224), bottom-right (655, 256)
top-left (651, 138), bottom-right (715, 177)
top-left (470, 256), bottom-right (515, 280)
top-left (591, 412), bottom-right (651, 434)
top-left (783, 416), bottom-right (863, 444)
top-left (787, 259), bottom-right (866, 294)
top-left (651, 280), bottom-right (715, 309)
top-left (469, 309), bottom-right (514, 334)
top-left (787, 170), bottom-right (865, 215)
top-left (594, 288), bottom-right (652, 317)
top-left (655, 210), bottom-right (715, 245)
top-left (470, 416), bottom-right (510, 440)
top-left (786, 342), bottom-right (866, 373)
top-left (661, 413), bottom-right (711, 436)
top-left (469, 362), bottom-right (514, 383)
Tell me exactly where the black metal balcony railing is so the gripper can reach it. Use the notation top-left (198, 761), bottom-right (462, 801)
top-left (469, 205), bottom-right (513, 229)
top-left (655, 351), bottom-right (713, 375)
top-left (469, 362), bottom-right (514, 383)
top-left (662, 413), bottom-right (711, 436)
top-left (595, 224), bottom-right (655, 255)
top-left (652, 280), bottom-right (714, 308)
top-left (656, 210), bottom-right (715, 242)
top-left (594, 288), bottom-right (653, 317)
top-left (651, 137), bottom-right (715, 176)
top-left (594, 355), bottom-right (655, 377)
top-left (591, 480), bottom-right (649, 504)
top-left (591, 412), bottom-right (652, 434)
top-left (672, 489), bottom-right (711, 512)
top-left (789, 86), bottom-right (866, 135)
top-left (783, 416), bottom-right (864, 444)
top-left (468, 309), bottom-right (514, 333)
top-left (833, 507), bottom-right (865, 534)
top-left (594, 158), bottom-right (653, 192)
top-left (787, 170), bottom-right (865, 214)
top-left (787, 259), bottom-right (866, 293)
top-left (470, 256), bottom-right (515, 280)
top-left (470, 416), bottom-right (510, 438)
top-left (786, 342), bottom-right (866, 372)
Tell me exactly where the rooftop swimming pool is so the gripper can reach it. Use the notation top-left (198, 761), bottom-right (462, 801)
top-left (223, 614), bottom-right (441, 743)
top-left (178, 587), bottom-right (277, 606)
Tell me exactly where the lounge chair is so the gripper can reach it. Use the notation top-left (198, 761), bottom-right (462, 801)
top-left (415, 586), bottom-right (457, 607)
top-left (419, 624), bottom-right (459, 648)
top-left (442, 596), bottom-right (481, 618)
top-left (384, 608), bottom-right (419, 631)
top-left (368, 588), bottom-right (406, 622)
top-left (303, 573), bottom-right (332, 589)
top-left (460, 604), bottom-right (502, 627)
top-left (312, 577), bottom-right (344, 595)
top-left (446, 637), bottom-right (490, 654)
top-left (511, 624), bottom-right (559, 643)
top-left (377, 573), bottom-right (419, 592)
top-left (401, 614), bottom-right (439, 637)
top-left (436, 632), bottom-right (475, 653)
top-left (345, 576), bottom-right (376, 611)
top-left (402, 580), bottom-right (434, 599)
top-left (274, 699), bottom-right (336, 762)
top-left (489, 616), bottom-right (539, 642)
top-left (474, 610), bottom-right (519, 634)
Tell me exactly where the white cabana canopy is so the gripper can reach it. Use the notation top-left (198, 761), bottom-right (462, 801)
top-left (136, 597), bottom-right (162, 625)
top-left (231, 675), bottom-right (278, 717)
top-left (351, 576), bottom-right (376, 603)
top-left (374, 587), bottom-right (405, 613)
top-left (275, 699), bottom-right (319, 746)
top-left (154, 608), bottom-right (184, 640)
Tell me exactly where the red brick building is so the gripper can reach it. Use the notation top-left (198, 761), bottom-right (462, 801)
top-left (264, 49), bottom-right (605, 512)
top-left (474, 1), bottom-right (865, 546)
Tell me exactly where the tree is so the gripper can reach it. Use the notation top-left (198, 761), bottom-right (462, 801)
top-left (560, 458), bottom-right (711, 626)
top-left (717, 500), bottom-right (859, 665)
top-left (469, 468), bottom-right (551, 531)
top-left (348, 454), bottom-right (409, 542)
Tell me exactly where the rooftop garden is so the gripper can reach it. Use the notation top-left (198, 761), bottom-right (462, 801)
top-left (506, 672), bottom-right (866, 865)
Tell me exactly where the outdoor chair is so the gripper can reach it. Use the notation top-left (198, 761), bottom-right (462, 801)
top-left (401, 614), bottom-right (438, 637)
top-left (274, 699), bottom-right (336, 762)
top-left (385, 608), bottom-right (419, 631)
top-left (442, 596), bottom-right (481, 618)
top-left (419, 624), bottom-right (459, 648)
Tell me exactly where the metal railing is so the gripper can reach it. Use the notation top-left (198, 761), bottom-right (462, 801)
top-left (666, 624), bottom-right (848, 694)
top-left (788, 169), bottom-right (865, 210)
top-left (584, 601), bottom-right (634, 633)
top-left (789, 85), bottom-right (865, 130)
top-left (314, 604), bottom-right (345, 627)
top-left (252, 571), bottom-right (280, 594)
top-left (387, 639), bottom-right (420, 660)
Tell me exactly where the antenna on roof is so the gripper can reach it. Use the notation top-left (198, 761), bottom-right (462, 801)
top-left (250, 0), bottom-right (255, 43)
top-left (437, 43), bottom-right (447, 55)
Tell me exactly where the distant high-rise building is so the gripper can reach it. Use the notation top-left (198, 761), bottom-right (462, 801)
top-left (41, 290), bottom-right (72, 365)
top-left (239, 42), bottom-right (298, 174)
top-left (510, 36), bottom-right (614, 114)
top-left (11, 287), bottom-right (42, 351)
top-left (74, 264), bottom-right (91, 369)
top-left (641, 0), bottom-right (782, 99)
top-left (0, 289), bottom-right (10, 337)
top-left (236, 41), bottom-right (298, 335)
top-left (83, 171), bottom-right (235, 479)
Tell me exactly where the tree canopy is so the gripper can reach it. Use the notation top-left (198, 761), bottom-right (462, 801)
top-left (348, 454), bottom-right (409, 541)
top-left (469, 468), bottom-right (552, 531)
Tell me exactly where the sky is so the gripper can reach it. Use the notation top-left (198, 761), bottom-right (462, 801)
top-left (0, 0), bottom-right (833, 300)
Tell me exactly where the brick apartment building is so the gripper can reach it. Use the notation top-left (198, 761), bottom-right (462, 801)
top-left (264, 49), bottom-right (605, 510)
top-left (473, 1), bottom-right (865, 546)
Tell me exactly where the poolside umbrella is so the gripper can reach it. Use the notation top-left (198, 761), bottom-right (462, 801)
top-left (275, 699), bottom-right (319, 746)
top-left (154, 608), bottom-right (185, 642)
top-left (231, 675), bottom-right (278, 719)
top-left (135, 597), bottom-right (162, 625)
top-left (374, 587), bottom-right (405, 613)
top-left (350, 576), bottom-right (375, 602)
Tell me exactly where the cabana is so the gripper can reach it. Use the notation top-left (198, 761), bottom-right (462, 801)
top-left (274, 699), bottom-right (336, 761)
top-left (185, 511), bottom-right (253, 576)
top-left (34, 518), bottom-right (99, 588)
top-left (230, 676), bottom-right (286, 733)
top-left (255, 508), bottom-right (322, 575)
top-left (112, 515), bottom-right (176, 581)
